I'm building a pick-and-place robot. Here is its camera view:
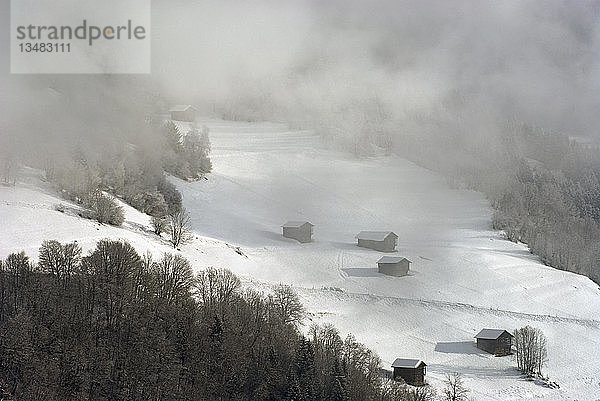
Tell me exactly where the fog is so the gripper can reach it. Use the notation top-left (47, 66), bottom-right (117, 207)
top-left (1, 0), bottom-right (600, 158)
top-left (150, 0), bottom-right (600, 138)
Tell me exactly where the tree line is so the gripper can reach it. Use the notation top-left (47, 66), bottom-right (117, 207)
top-left (0, 239), bottom-right (436, 401)
top-left (397, 121), bottom-right (600, 285)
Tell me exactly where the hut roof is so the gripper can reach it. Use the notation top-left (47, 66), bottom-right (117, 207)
top-left (282, 221), bottom-right (313, 228)
top-left (378, 256), bottom-right (410, 264)
top-left (391, 358), bottom-right (426, 369)
top-left (169, 105), bottom-right (195, 112)
top-left (355, 231), bottom-right (397, 241)
top-left (475, 329), bottom-right (513, 340)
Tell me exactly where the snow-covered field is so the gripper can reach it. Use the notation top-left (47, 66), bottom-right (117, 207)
top-left (1, 119), bottom-right (599, 400)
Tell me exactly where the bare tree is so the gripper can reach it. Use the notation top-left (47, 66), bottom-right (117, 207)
top-left (194, 267), bottom-right (241, 317)
top-left (151, 215), bottom-right (168, 235)
top-left (167, 208), bottom-right (194, 248)
top-left (0, 153), bottom-right (18, 186)
top-left (153, 254), bottom-right (194, 304)
top-left (38, 240), bottom-right (82, 282)
top-left (442, 372), bottom-right (470, 401)
top-left (343, 334), bottom-right (382, 401)
top-left (514, 326), bottom-right (548, 376)
top-left (269, 285), bottom-right (305, 326)
top-left (379, 379), bottom-right (408, 401)
top-left (404, 385), bottom-right (436, 401)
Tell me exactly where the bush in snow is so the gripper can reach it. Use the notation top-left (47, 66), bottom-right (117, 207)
top-left (151, 215), bottom-right (168, 235)
top-left (129, 190), bottom-right (169, 218)
top-left (89, 192), bottom-right (124, 226)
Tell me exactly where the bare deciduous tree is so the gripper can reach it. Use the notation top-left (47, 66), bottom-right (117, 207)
top-left (153, 253), bottom-right (194, 304)
top-left (0, 152), bottom-right (18, 186)
top-left (38, 240), bottom-right (82, 282)
top-left (442, 372), bottom-right (470, 401)
top-left (514, 325), bottom-right (548, 376)
top-left (194, 267), bottom-right (241, 315)
top-left (269, 285), bottom-right (305, 326)
top-left (404, 385), bottom-right (436, 401)
top-left (167, 208), bottom-right (194, 248)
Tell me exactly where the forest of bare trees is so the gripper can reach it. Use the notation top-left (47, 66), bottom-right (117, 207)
top-left (0, 239), bottom-right (434, 401)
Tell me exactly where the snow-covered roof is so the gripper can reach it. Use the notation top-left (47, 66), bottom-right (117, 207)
top-left (378, 256), bottom-right (410, 264)
top-left (391, 358), bottom-right (426, 369)
top-left (356, 231), bottom-right (397, 241)
top-left (282, 221), bottom-right (313, 228)
top-left (169, 105), bottom-right (195, 112)
top-left (475, 329), bottom-right (513, 340)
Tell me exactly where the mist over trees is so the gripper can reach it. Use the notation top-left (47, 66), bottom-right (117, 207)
top-left (148, 1), bottom-right (600, 283)
top-left (161, 121), bottom-right (213, 180)
top-left (0, 74), bottom-right (215, 229)
top-left (0, 239), bottom-right (431, 401)
top-left (0, 1), bottom-right (598, 281)
top-left (402, 121), bottom-right (600, 284)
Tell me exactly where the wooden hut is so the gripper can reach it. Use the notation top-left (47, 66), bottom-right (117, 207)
top-left (475, 329), bottom-right (513, 356)
top-left (377, 256), bottom-right (411, 277)
top-left (282, 221), bottom-right (313, 243)
top-left (356, 231), bottom-right (398, 252)
top-left (391, 358), bottom-right (427, 386)
top-left (170, 105), bottom-right (196, 122)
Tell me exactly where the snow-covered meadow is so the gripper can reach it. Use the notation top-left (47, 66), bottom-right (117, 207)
top-left (1, 120), bottom-right (599, 400)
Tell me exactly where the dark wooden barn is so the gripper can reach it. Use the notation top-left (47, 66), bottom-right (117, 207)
top-left (391, 358), bottom-right (427, 386)
top-left (377, 256), bottom-right (411, 277)
top-left (282, 221), bottom-right (314, 243)
top-left (475, 329), bottom-right (513, 356)
top-left (356, 231), bottom-right (398, 252)
top-left (170, 105), bottom-right (196, 122)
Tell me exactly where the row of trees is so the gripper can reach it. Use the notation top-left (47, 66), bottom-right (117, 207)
top-left (0, 239), bottom-right (437, 401)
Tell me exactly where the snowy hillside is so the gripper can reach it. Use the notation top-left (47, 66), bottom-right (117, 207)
top-left (0, 167), bottom-right (249, 277)
top-left (175, 119), bottom-right (600, 401)
top-left (1, 120), bottom-right (599, 400)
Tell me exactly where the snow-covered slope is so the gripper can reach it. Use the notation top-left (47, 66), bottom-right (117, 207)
top-left (0, 167), bottom-right (248, 273)
top-left (1, 120), bottom-right (599, 400)
top-left (174, 118), bottom-right (600, 401)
